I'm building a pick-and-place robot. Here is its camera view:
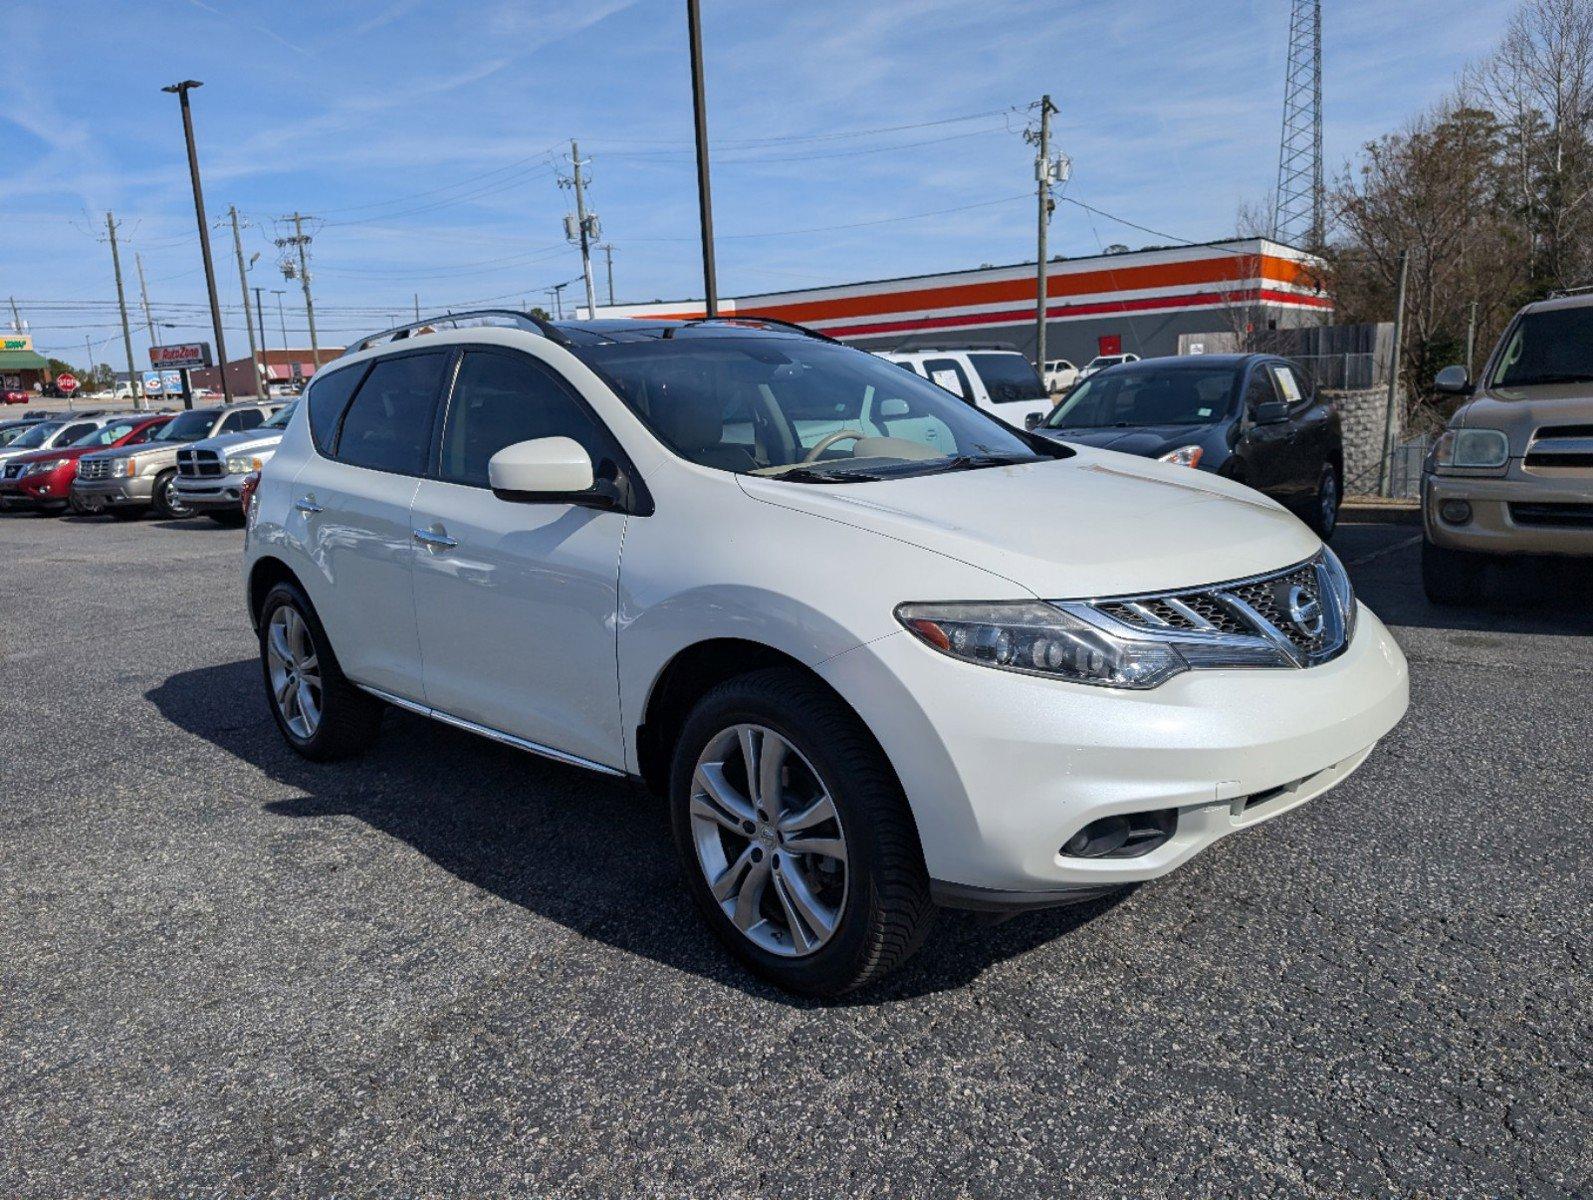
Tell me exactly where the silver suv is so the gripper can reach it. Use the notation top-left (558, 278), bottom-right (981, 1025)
top-left (74, 401), bottom-right (282, 520)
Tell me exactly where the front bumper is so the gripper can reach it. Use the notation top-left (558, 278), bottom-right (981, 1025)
top-left (1424, 465), bottom-right (1593, 556)
top-left (817, 604), bottom-right (1409, 903)
top-left (174, 473), bottom-right (249, 509)
top-left (0, 472), bottom-right (72, 508)
top-left (71, 476), bottom-right (157, 507)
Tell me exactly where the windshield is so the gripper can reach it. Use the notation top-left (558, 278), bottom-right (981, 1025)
top-left (1043, 366), bottom-right (1238, 429)
top-left (578, 335), bottom-right (1058, 481)
top-left (966, 353), bottom-right (1048, 403)
top-left (9, 421), bottom-right (62, 449)
top-left (1490, 307), bottom-right (1593, 387)
top-left (152, 409), bottom-right (219, 442)
top-left (262, 401), bottom-right (299, 429)
top-left (71, 420), bottom-right (146, 448)
top-left (0, 424), bottom-right (38, 446)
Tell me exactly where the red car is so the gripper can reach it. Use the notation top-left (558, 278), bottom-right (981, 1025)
top-left (2, 388), bottom-right (28, 405)
top-left (0, 413), bottom-right (172, 514)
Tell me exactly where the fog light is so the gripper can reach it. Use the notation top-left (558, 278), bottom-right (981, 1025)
top-left (1439, 498), bottom-right (1472, 525)
top-left (1061, 808), bottom-right (1178, 859)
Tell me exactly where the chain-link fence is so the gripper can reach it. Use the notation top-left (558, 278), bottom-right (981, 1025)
top-left (1344, 434), bottom-right (1430, 499)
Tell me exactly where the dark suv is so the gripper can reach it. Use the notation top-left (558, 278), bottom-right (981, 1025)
top-left (1031, 353), bottom-right (1344, 538)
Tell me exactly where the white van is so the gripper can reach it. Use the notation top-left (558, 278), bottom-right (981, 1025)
top-left (878, 349), bottom-right (1054, 428)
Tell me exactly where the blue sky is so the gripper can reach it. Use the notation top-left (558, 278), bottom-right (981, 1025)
top-left (3, 0), bottom-right (1516, 368)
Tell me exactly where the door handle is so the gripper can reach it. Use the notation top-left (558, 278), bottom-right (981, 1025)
top-left (294, 497), bottom-right (322, 514)
top-left (412, 527), bottom-right (458, 550)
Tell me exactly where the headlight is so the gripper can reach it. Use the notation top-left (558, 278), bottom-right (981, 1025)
top-left (226, 454), bottom-right (265, 474)
top-left (896, 601), bottom-right (1188, 689)
top-left (113, 457), bottom-right (138, 477)
top-left (1157, 444), bottom-right (1203, 468)
top-left (1320, 544), bottom-right (1358, 643)
top-left (26, 458), bottom-right (66, 475)
top-left (1428, 427), bottom-right (1508, 470)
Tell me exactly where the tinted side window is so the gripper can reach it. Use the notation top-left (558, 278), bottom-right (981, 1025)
top-left (1268, 363), bottom-right (1307, 407)
top-left (922, 357), bottom-right (973, 402)
top-left (232, 408), bottom-right (266, 431)
top-left (58, 422), bottom-right (96, 444)
top-left (335, 352), bottom-right (449, 476)
top-left (307, 364), bottom-right (366, 454)
top-left (440, 351), bottom-right (607, 488)
top-left (1244, 370), bottom-right (1278, 415)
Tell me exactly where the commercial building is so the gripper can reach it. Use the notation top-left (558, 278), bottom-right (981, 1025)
top-left (593, 238), bottom-right (1331, 364)
top-left (0, 333), bottom-right (52, 393)
top-left (189, 348), bottom-right (343, 397)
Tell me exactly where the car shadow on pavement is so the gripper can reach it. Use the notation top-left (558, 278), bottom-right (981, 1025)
top-left (146, 659), bottom-right (1125, 1008)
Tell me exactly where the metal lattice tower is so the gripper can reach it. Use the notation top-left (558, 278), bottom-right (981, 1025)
top-left (1272, 0), bottom-right (1323, 248)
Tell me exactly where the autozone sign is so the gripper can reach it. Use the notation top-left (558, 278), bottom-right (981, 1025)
top-left (150, 342), bottom-right (213, 370)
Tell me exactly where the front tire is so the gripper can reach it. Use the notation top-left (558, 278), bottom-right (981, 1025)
top-left (1422, 538), bottom-right (1485, 606)
top-left (258, 581), bottom-right (383, 761)
top-left (152, 470), bottom-right (192, 519)
top-left (669, 668), bottom-right (934, 997)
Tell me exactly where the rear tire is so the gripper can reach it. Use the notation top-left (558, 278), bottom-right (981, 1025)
top-left (1422, 538), bottom-right (1485, 606)
top-left (258, 581), bottom-right (383, 761)
top-left (1306, 464), bottom-right (1340, 540)
top-left (669, 668), bottom-right (934, 997)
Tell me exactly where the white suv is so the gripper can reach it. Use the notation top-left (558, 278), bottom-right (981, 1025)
top-left (244, 311), bottom-right (1409, 995)
top-left (879, 348), bottom-right (1055, 428)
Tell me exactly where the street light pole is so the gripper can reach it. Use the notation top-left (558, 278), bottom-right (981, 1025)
top-left (686, 0), bottom-right (718, 316)
top-left (163, 80), bottom-right (232, 404)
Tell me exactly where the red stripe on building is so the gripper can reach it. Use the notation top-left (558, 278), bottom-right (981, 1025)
top-left (820, 288), bottom-right (1331, 339)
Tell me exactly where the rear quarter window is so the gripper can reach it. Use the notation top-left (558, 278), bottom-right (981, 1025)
top-left (306, 363), bottom-right (367, 454)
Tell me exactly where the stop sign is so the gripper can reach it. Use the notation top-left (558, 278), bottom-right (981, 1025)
top-left (57, 373), bottom-right (79, 393)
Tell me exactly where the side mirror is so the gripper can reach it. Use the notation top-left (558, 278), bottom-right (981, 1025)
top-left (877, 397), bottom-right (910, 418)
top-left (1254, 400), bottom-right (1289, 425)
top-left (1024, 412), bottom-right (1043, 429)
top-left (1434, 364), bottom-right (1471, 394)
top-left (488, 437), bottom-right (603, 504)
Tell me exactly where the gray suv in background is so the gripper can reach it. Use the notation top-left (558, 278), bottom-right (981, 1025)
top-left (74, 401), bottom-right (282, 520)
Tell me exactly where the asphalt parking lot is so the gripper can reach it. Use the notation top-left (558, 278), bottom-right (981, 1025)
top-left (1, 511), bottom-right (1588, 1198)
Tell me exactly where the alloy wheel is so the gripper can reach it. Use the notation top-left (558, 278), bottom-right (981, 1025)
top-left (689, 723), bottom-right (849, 957)
top-left (266, 605), bottom-right (323, 739)
top-left (161, 475), bottom-right (193, 519)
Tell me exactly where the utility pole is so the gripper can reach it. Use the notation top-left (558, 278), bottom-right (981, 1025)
top-left (1026, 95), bottom-right (1061, 371)
top-left (1465, 299), bottom-right (1478, 377)
top-left (7, 297), bottom-right (20, 332)
top-left (272, 289), bottom-right (289, 351)
top-left (276, 214), bottom-right (320, 369)
top-left (105, 212), bottom-right (144, 411)
top-left (686, 0), bottom-right (718, 316)
top-left (134, 252), bottom-right (157, 346)
top-left (163, 80), bottom-right (232, 404)
top-left (229, 206), bottom-right (261, 397)
top-left (253, 286), bottom-right (269, 382)
top-left (1378, 248), bottom-right (1410, 497)
top-left (414, 293), bottom-right (421, 320)
top-left (565, 140), bottom-right (599, 316)
top-left (84, 334), bottom-right (95, 404)
top-left (601, 243), bottom-right (615, 305)
top-left (546, 282), bottom-right (570, 319)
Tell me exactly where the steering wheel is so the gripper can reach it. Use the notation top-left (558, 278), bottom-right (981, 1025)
top-left (802, 429), bottom-right (867, 463)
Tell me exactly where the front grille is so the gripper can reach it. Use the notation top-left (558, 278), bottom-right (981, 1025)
top-left (1085, 553), bottom-right (1350, 668)
top-left (1509, 502), bottom-right (1593, 528)
top-left (1525, 425), bottom-right (1593, 471)
top-left (77, 458), bottom-right (111, 481)
top-left (177, 449), bottom-right (223, 478)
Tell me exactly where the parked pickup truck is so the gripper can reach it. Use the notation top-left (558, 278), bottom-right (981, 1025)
top-left (173, 401), bottom-right (298, 525)
top-left (73, 401), bottom-right (282, 520)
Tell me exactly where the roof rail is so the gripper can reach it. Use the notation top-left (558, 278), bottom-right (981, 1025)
top-left (1547, 282), bottom-right (1593, 298)
top-left (344, 309), bottom-right (571, 356)
top-left (667, 314), bottom-right (841, 344)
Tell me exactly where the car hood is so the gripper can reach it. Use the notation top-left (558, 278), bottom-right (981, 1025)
top-left (188, 429), bottom-right (285, 457)
top-left (739, 445), bottom-right (1317, 598)
top-left (1035, 423), bottom-right (1214, 459)
top-left (1459, 385), bottom-right (1593, 451)
top-left (82, 441), bottom-right (180, 461)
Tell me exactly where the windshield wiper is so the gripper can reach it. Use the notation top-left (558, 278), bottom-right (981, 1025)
top-left (768, 466), bottom-right (884, 484)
